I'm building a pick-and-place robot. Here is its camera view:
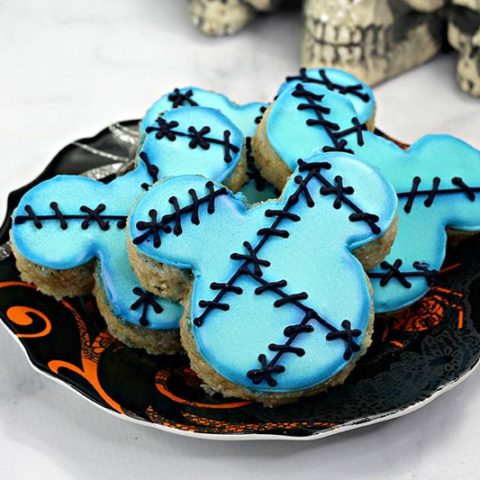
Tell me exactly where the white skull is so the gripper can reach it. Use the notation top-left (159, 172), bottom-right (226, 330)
top-left (189, 0), bottom-right (256, 36)
top-left (448, 0), bottom-right (480, 96)
top-left (301, 0), bottom-right (445, 85)
top-left (188, 0), bottom-right (280, 36)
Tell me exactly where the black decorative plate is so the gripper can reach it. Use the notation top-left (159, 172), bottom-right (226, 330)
top-left (1, 121), bottom-right (479, 440)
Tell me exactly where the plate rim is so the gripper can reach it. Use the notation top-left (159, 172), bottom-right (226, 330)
top-left (2, 317), bottom-right (477, 441)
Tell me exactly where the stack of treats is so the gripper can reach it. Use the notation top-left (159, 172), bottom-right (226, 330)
top-left (10, 69), bottom-right (480, 406)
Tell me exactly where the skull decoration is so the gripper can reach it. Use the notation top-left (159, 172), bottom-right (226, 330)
top-left (188, 0), bottom-right (283, 36)
top-left (448, 0), bottom-right (480, 96)
top-left (187, 0), bottom-right (480, 97)
top-left (301, 0), bottom-right (446, 86)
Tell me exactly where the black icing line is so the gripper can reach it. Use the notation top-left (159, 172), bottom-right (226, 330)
top-left (292, 86), bottom-right (479, 213)
top-left (133, 181), bottom-right (228, 248)
top-left (130, 286), bottom-right (164, 326)
top-left (183, 161), bottom-right (383, 386)
top-left (132, 161), bottom-right (383, 385)
top-left (286, 68), bottom-right (371, 103)
top-left (369, 260), bottom-right (439, 289)
top-left (292, 84), bottom-right (365, 155)
top-left (145, 117), bottom-right (240, 164)
top-left (192, 160), bottom-right (381, 328)
top-left (246, 272), bottom-right (361, 387)
top-left (14, 203), bottom-right (127, 230)
top-left (139, 151), bottom-right (160, 191)
top-left (167, 88), bottom-right (199, 108)
top-left (397, 177), bottom-right (479, 213)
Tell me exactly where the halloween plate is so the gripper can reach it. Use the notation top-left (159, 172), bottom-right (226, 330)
top-left (1, 121), bottom-right (479, 441)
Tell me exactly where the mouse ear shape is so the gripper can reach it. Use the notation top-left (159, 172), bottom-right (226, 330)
top-left (129, 175), bottom-right (246, 272)
top-left (394, 135), bottom-right (480, 229)
top-left (138, 107), bottom-right (244, 186)
top-left (11, 175), bottom-right (119, 268)
top-left (279, 68), bottom-right (375, 124)
top-left (282, 153), bottom-right (397, 253)
top-left (266, 82), bottom-right (362, 172)
top-left (140, 87), bottom-right (266, 138)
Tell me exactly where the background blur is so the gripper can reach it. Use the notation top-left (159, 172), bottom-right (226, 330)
top-left (0, 1), bottom-right (479, 479)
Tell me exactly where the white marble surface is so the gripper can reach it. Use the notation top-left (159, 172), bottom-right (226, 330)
top-left (1, 1), bottom-right (480, 478)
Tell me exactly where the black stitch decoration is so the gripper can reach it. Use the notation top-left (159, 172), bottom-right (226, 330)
top-left (145, 117), bottom-right (240, 164)
top-left (15, 203), bottom-right (127, 231)
top-left (133, 181), bottom-right (228, 248)
top-left (286, 68), bottom-right (371, 103)
top-left (5, 118), bottom-right (476, 436)
top-left (130, 287), bottom-right (164, 327)
top-left (369, 260), bottom-right (439, 288)
top-left (167, 88), bottom-right (199, 108)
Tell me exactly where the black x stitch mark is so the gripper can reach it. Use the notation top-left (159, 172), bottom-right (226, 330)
top-left (130, 287), bottom-right (164, 327)
top-left (325, 320), bottom-right (361, 360)
top-left (80, 205), bottom-right (110, 231)
top-left (377, 259), bottom-right (411, 288)
top-left (246, 354), bottom-right (286, 387)
top-left (320, 175), bottom-right (354, 209)
top-left (369, 260), bottom-right (439, 288)
top-left (134, 209), bottom-right (172, 248)
top-left (188, 126), bottom-right (211, 150)
top-left (167, 88), bottom-right (199, 108)
top-left (146, 118), bottom-right (179, 141)
top-left (230, 241), bottom-right (271, 277)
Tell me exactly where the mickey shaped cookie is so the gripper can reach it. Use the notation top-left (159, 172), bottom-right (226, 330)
top-left (278, 68), bottom-right (376, 128)
top-left (11, 107), bottom-right (244, 354)
top-left (128, 152), bottom-right (397, 404)
top-left (141, 86), bottom-right (278, 205)
top-left (254, 80), bottom-right (480, 314)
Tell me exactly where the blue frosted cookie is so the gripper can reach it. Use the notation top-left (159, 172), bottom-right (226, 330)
top-left (141, 85), bottom-right (278, 205)
top-left (11, 106), bottom-right (245, 354)
top-left (128, 152), bottom-right (398, 404)
top-left (253, 79), bottom-right (480, 315)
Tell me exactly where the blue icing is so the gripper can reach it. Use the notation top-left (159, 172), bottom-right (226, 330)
top-left (278, 68), bottom-right (375, 124)
top-left (129, 152), bottom-right (397, 393)
top-left (267, 82), bottom-right (480, 313)
top-left (141, 107), bottom-right (244, 181)
top-left (141, 86), bottom-right (276, 205)
top-left (12, 106), bottom-right (244, 330)
top-left (141, 86), bottom-right (266, 139)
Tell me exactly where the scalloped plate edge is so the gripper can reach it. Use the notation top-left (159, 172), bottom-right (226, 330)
top-left (2, 317), bottom-right (478, 441)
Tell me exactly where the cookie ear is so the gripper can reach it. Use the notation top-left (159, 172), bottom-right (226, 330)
top-left (401, 136), bottom-right (480, 229)
top-left (283, 153), bottom-right (397, 251)
top-left (129, 175), bottom-right (246, 272)
top-left (12, 176), bottom-right (117, 268)
top-left (140, 86), bottom-right (266, 138)
top-left (267, 82), bottom-right (361, 172)
top-left (138, 106), bottom-right (244, 185)
top-left (279, 68), bottom-right (375, 124)
top-left (99, 243), bottom-right (182, 329)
